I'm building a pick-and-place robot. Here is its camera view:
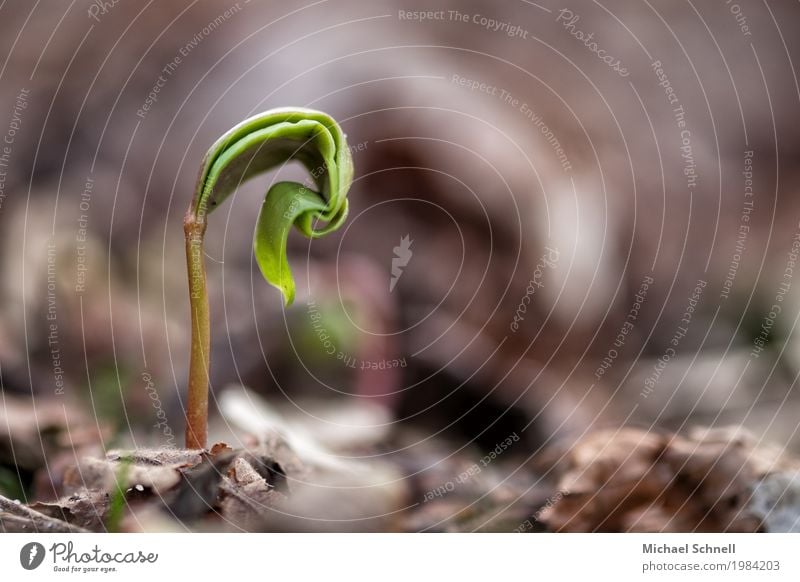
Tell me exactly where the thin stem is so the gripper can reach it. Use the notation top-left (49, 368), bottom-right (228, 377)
top-left (184, 205), bottom-right (210, 450)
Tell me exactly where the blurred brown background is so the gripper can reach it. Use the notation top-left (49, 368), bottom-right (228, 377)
top-left (1, 0), bottom-right (799, 465)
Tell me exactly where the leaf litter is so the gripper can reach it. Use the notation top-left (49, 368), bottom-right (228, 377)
top-left (2, 390), bottom-right (800, 532)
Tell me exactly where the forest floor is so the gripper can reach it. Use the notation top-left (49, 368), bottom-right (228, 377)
top-left (2, 388), bottom-right (800, 533)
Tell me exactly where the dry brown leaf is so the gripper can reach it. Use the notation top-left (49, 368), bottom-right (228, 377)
top-left (0, 493), bottom-right (90, 533)
top-left (209, 442), bottom-right (233, 456)
top-left (219, 458), bottom-right (286, 531)
top-left (538, 426), bottom-right (798, 532)
top-left (28, 489), bottom-right (110, 531)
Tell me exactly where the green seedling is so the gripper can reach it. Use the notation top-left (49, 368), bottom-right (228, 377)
top-left (183, 108), bottom-right (353, 449)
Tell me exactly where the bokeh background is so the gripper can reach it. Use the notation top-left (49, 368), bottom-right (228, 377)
top-left (1, 0), bottom-right (800, 531)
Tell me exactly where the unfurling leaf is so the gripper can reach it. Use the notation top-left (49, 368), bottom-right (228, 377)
top-left (191, 108), bottom-right (353, 304)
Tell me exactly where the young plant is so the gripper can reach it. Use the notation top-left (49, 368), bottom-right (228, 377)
top-left (183, 108), bottom-right (353, 450)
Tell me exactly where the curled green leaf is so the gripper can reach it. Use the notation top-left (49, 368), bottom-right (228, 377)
top-left (191, 107), bottom-right (353, 304)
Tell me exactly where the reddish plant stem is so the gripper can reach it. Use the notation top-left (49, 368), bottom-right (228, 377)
top-left (184, 206), bottom-right (210, 450)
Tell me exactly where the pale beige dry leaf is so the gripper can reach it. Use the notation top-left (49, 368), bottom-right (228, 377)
top-left (219, 457), bottom-right (287, 531)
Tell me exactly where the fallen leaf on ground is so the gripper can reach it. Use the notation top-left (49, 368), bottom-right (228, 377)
top-left (537, 426), bottom-right (800, 532)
